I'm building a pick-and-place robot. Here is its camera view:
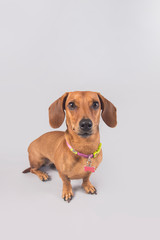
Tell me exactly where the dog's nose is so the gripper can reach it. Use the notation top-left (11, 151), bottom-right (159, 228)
top-left (79, 119), bottom-right (93, 131)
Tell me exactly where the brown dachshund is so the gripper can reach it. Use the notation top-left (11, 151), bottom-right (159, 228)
top-left (23, 91), bottom-right (117, 202)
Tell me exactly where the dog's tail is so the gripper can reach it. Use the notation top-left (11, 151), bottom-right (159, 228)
top-left (22, 167), bottom-right (31, 173)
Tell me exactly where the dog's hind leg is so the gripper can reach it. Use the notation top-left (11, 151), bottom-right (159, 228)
top-left (23, 151), bottom-right (51, 182)
top-left (30, 168), bottom-right (50, 181)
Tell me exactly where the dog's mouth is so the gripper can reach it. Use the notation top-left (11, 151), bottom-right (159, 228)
top-left (78, 131), bottom-right (93, 138)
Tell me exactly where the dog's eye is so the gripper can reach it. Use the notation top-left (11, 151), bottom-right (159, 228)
top-left (68, 102), bottom-right (76, 110)
top-left (92, 101), bottom-right (99, 109)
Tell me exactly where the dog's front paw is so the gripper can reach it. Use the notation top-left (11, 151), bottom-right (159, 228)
top-left (62, 189), bottom-right (73, 203)
top-left (82, 182), bottom-right (97, 194)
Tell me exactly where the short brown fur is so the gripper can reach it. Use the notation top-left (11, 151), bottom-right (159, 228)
top-left (23, 91), bottom-right (117, 202)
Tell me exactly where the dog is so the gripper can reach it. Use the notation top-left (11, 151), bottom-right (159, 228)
top-left (23, 91), bottom-right (117, 202)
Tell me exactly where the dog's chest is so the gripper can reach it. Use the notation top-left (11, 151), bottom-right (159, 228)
top-left (62, 152), bottom-right (102, 179)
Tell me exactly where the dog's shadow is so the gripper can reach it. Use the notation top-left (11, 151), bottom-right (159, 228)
top-left (40, 163), bottom-right (56, 173)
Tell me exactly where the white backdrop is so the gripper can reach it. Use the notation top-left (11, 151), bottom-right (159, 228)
top-left (0, 0), bottom-right (160, 239)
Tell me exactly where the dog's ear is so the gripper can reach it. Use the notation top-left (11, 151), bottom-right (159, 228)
top-left (98, 93), bottom-right (117, 128)
top-left (49, 92), bottom-right (68, 128)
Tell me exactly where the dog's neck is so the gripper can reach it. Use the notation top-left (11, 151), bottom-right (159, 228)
top-left (65, 129), bottom-right (100, 155)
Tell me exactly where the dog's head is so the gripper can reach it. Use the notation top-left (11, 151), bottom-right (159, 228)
top-left (49, 91), bottom-right (117, 138)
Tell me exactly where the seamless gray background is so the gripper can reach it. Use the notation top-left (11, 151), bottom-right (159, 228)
top-left (0, 0), bottom-right (160, 239)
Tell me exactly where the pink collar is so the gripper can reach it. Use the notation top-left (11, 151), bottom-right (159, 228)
top-left (66, 140), bottom-right (102, 159)
top-left (66, 141), bottom-right (93, 158)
